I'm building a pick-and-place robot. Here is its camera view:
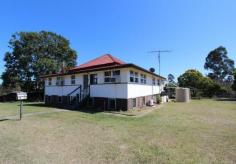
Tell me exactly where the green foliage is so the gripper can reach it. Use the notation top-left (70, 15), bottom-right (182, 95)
top-left (167, 74), bottom-right (175, 83)
top-left (204, 46), bottom-right (235, 83)
top-left (178, 69), bottom-right (203, 88)
top-left (200, 77), bottom-right (221, 97)
top-left (178, 69), bottom-right (221, 97)
top-left (1, 31), bottom-right (77, 92)
top-left (156, 94), bottom-right (162, 104)
top-left (165, 82), bottom-right (177, 88)
top-left (232, 69), bottom-right (236, 91)
top-left (166, 74), bottom-right (177, 88)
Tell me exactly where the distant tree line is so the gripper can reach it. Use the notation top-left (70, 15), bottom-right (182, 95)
top-left (167, 46), bottom-right (235, 97)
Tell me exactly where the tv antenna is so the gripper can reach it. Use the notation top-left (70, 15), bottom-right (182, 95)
top-left (148, 50), bottom-right (171, 76)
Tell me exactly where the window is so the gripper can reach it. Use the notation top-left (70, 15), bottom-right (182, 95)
top-left (130, 71), bottom-right (134, 82)
top-left (152, 78), bottom-right (156, 85)
top-left (90, 74), bottom-right (98, 84)
top-left (104, 70), bottom-right (120, 83)
top-left (132, 98), bottom-right (136, 108)
top-left (56, 77), bottom-right (60, 85)
top-left (141, 74), bottom-right (146, 84)
top-left (130, 71), bottom-right (139, 83)
top-left (135, 72), bottom-right (139, 83)
top-left (157, 79), bottom-right (160, 86)
top-left (56, 76), bottom-right (64, 86)
top-left (48, 78), bottom-right (52, 86)
top-left (71, 75), bottom-right (75, 85)
top-left (104, 71), bottom-right (112, 83)
top-left (113, 70), bottom-right (120, 76)
top-left (104, 71), bottom-right (111, 77)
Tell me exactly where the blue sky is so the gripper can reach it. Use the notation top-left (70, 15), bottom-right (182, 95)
top-left (0, 0), bottom-right (235, 83)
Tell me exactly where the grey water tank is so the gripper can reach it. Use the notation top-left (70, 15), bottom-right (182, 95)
top-left (175, 87), bottom-right (190, 102)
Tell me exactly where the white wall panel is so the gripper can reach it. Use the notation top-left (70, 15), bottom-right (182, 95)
top-left (127, 84), bottom-right (161, 98)
top-left (44, 67), bottom-right (165, 98)
top-left (90, 84), bottom-right (128, 98)
top-left (45, 85), bottom-right (81, 96)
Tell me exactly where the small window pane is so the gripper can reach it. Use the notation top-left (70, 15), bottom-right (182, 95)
top-left (152, 78), bottom-right (155, 85)
top-left (113, 70), bottom-right (120, 76)
top-left (130, 77), bottom-right (134, 82)
top-left (104, 71), bottom-right (111, 76)
top-left (111, 78), bottom-right (116, 82)
top-left (71, 75), bottom-right (75, 85)
top-left (48, 78), bottom-right (52, 86)
top-left (105, 77), bottom-right (111, 83)
top-left (130, 71), bottom-right (134, 75)
top-left (90, 74), bottom-right (98, 84)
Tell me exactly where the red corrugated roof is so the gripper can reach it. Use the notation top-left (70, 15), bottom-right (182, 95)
top-left (70, 54), bottom-right (125, 70)
top-left (40, 54), bottom-right (166, 79)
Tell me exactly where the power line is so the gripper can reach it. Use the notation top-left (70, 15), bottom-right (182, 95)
top-left (148, 50), bottom-right (171, 76)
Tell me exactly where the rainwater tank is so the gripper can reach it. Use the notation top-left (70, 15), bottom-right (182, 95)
top-left (175, 87), bottom-right (190, 102)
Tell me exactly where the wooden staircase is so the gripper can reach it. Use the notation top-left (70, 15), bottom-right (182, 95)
top-left (66, 85), bottom-right (90, 109)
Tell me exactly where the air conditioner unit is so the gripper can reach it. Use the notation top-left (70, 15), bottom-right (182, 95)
top-left (149, 99), bottom-right (154, 106)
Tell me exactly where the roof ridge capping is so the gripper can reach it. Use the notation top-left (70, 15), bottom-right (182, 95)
top-left (70, 54), bottom-right (125, 70)
top-left (106, 54), bottom-right (126, 64)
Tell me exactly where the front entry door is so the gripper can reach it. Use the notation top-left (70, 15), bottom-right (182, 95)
top-left (83, 74), bottom-right (89, 89)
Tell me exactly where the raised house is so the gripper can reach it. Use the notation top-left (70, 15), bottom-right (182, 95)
top-left (42, 54), bottom-right (166, 110)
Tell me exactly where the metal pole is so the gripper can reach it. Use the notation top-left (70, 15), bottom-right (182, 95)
top-left (158, 51), bottom-right (161, 76)
top-left (158, 52), bottom-right (161, 95)
top-left (19, 101), bottom-right (23, 120)
top-left (152, 76), bottom-right (154, 98)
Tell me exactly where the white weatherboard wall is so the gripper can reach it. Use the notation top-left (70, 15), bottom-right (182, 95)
top-left (90, 83), bottom-right (162, 99)
top-left (44, 67), bottom-right (165, 98)
top-left (90, 84), bottom-right (128, 98)
top-left (127, 84), bottom-right (161, 98)
top-left (45, 74), bottom-right (83, 96)
top-left (45, 85), bottom-right (79, 96)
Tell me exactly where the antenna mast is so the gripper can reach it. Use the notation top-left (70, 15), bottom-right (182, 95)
top-left (148, 50), bottom-right (171, 76)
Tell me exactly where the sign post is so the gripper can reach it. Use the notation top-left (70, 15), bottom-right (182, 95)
top-left (20, 101), bottom-right (23, 120)
top-left (16, 92), bottom-right (27, 121)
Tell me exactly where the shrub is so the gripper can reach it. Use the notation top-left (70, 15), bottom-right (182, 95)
top-left (156, 94), bottom-right (162, 104)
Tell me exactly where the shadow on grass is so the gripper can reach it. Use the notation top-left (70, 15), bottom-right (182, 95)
top-left (214, 98), bottom-right (236, 101)
top-left (0, 118), bottom-right (10, 122)
top-left (23, 103), bottom-right (61, 108)
top-left (23, 103), bottom-right (103, 114)
top-left (0, 118), bottom-right (19, 122)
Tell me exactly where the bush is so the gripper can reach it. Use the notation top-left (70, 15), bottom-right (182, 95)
top-left (156, 94), bottom-right (162, 104)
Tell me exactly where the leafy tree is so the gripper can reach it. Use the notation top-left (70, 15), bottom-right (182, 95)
top-left (1, 31), bottom-right (77, 92)
top-left (166, 74), bottom-right (177, 88)
top-left (200, 77), bottom-right (221, 97)
top-left (178, 69), bottom-right (221, 97)
top-left (232, 69), bottom-right (236, 91)
top-left (168, 74), bottom-right (175, 83)
top-left (178, 69), bottom-right (203, 88)
top-left (204, 46), bottom-right (234, 83)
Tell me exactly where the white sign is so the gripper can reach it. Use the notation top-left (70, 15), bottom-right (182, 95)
top-left (17, 92), bottom-right (27, 100)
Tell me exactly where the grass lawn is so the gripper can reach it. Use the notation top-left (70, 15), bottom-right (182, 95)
top-left (0, 102), bottom-right (55, 117)
top-left (0, 100), bottom-right (235, 163)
